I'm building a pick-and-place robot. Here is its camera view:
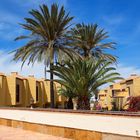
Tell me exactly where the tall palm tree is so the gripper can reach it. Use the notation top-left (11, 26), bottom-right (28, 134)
top-left (12, 4), bottom-right (74, 108)
top-left (52, 58), bottom-right (122, 110)
top-left (70, 23), bottom-right (116, 61)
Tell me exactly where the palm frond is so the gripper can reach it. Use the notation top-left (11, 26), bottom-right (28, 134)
top-left (52, 58), bottom-right (122, 98)
top-left (11, 3), bottom-right (74, 68)
top-left (70, 23), bottom-right (116, 62)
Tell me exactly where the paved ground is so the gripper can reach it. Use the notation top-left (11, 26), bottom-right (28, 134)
top-left (0, 125), bottom-right (71, 140)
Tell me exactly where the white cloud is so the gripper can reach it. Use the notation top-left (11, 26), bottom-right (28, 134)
top-left (102, 15), bottom-right (124, 26)
top-left (0, 49), bottom-right (140, 82)
top-left (116, 64), bottom-right (140, 78)
top-left (100, 64), bottom-right (140, 89)
top-left (0, 50), bottom-right (48, 79)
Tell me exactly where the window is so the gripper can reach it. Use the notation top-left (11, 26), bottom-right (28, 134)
top-left (104, 90), bottom-right (108, 93)
top-left (99, 95), bottom-right (106, 101)
top-left (127, 87), bottom-right (131, 96)
top-left (126, 80), bottom-right (133, 85)
top-left (122, 89), bottom-right (125, 92)
top-left (112, 90), bottom-right (115, 97)
top-left (36, 86), bottom-right (39, 102)
top-left (16, 84), bottom-right (20, 103)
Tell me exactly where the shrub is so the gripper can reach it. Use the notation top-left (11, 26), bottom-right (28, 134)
top-left (127, 96), bottom-right (140, 112)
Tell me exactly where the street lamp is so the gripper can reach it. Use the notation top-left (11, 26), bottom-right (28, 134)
top-left (30, 97), bottom-right (34, 109)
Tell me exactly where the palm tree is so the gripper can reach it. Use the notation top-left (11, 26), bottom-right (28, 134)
top-left (58, 87), bottom-right (76, 109)
top-left (11, 4), bottom-right (74, 108)
top-left (70, 23), bottom-right (116, 61)
top-left (52, 58), bottom-right (122, 110)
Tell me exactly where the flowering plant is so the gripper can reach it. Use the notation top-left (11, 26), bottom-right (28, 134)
top-left (126, 96), bottom-right (140, 112)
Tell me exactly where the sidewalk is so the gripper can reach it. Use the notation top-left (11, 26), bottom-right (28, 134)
top-left (0, 125), bottom-right (71, 140)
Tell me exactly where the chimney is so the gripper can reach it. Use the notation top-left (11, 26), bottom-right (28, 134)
top-left (130, 74), bottom-right (137, 77)
top-left (29, 75), bottom-right (34, 78)
top-left (0, 72), bottom-right (4, 75)
top-left (41, 78), bottom-right (45, 80)
top-left (11, 72), bottom-right (18, 76)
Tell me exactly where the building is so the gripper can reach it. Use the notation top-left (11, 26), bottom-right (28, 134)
top-left (98, 74), bottom-right (140, 110)
top-left (0, 72), bottom-right (65, 108)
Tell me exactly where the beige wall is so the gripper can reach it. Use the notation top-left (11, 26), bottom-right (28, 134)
top-left (0, 109), bottom-right (139, 138)
top-left (27, 76), bottom-right (36, 105)
top-left (6, 75), bottom-right (16, 106)
top-left (15, 78), bottom-right (27, 107)
top-left (133, 77), bottom-right (140, 96)
top-left (0, 75), bottom-right (7, 106)
top-left (98, 88), bottom-right (113, 110)
top-left (98, 76), bottom-right (140, 110)
top-left (40, 80), bottom-right (50, 106)
top-left (0, 73), bottom-right (64, 108)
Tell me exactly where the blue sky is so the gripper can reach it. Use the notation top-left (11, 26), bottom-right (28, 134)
top-left (0, 0), bottom-right (140, 78)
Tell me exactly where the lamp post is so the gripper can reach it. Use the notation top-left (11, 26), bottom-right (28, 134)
top-left (30, 97), bottom-right (34, 109)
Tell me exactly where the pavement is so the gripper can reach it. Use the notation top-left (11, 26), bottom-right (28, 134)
top-left (0, 125), bottom-right (71, 140)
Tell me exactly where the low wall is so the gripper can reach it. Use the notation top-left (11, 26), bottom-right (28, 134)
top-left (0, 108), bottom-right (139, 140)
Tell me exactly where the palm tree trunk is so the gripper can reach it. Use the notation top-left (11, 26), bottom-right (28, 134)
top-left (77, 96), bottom-right (90, 110)
top-left (67, 97), bottom-right (73, 109)
top-left (44, 65), bottom-right (47, 79)
top-left (50, 63), bottom-right (55, 108)
top-left (84, 50), bottom-right (89, 58)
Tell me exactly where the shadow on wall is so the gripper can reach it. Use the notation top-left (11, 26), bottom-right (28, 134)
top-left (40, 81), bottom-right (48, 108)
top-left (26, 80), bottom-right (34, 108)
top-left (0, 74), bottom-right (65, 108)
top-left (5, 77), bottom-right (12, 106)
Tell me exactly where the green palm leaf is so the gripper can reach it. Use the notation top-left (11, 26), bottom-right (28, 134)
top-left (52, 58), bottom-right (122, 110)
top-left (70, 23), bottom-right (116, 62)
top-left (11, 3), bottom-right (74, 108)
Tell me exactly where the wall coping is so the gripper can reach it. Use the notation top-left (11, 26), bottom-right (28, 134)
top-left (0, 107), bottom-right (140, 117)
top-left (0, 108), bottom-right (139, 137)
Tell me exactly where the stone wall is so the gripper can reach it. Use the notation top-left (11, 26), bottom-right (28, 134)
top-left (0, 108), bottom-right (139, 139)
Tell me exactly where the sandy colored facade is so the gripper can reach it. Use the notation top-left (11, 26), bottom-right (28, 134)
top-left (98, 74), bottom-right (140, 110)
top-left (0, 72), bottom-right (65, 108)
